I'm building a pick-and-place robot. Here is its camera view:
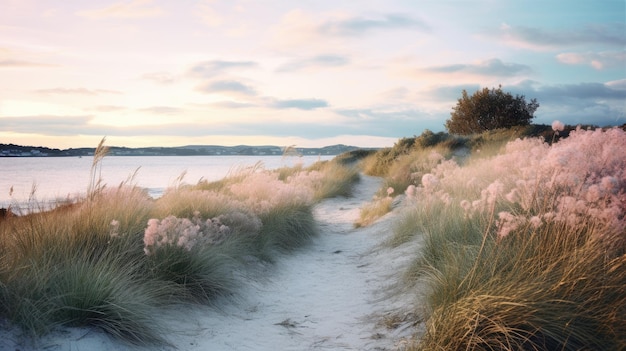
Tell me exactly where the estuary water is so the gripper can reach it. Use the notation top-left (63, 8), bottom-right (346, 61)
top-left (0, 155), bottom-right (331, 210)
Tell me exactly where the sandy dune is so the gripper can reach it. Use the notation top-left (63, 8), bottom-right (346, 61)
top-left (2, 175), bottom-right (422, 351)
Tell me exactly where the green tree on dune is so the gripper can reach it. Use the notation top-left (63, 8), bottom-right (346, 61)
top-left (445, 85), bottom-right (539, 135)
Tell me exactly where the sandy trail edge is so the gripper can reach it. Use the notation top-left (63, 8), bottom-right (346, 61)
top-left (1, 175), bottom-right (424, 351)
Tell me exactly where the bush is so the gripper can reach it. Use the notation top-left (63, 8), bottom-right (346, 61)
top-left (446, 86), bottom-right (539, 135)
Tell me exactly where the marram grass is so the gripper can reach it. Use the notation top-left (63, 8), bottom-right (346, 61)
top-left (413, 224), bottom-right (626, 350)
top-left (253, 203), bottom-right (318, 260)
top-left (383, 127), bottom-right (626, 350)
top-left (0, 146), bottom-right (360, 345)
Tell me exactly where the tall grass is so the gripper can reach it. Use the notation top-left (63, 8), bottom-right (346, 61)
top-left (0, 204), bottom-right (171, 345)
top-left (386, 126), bottom-right (626, 350)
top-left (0, 144), bottom-right (360, 345)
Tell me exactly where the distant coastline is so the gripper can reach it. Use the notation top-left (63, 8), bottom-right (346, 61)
top-left (0, 143), bottom-right (375, 157)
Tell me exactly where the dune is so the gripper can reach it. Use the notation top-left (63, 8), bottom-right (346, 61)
top-left (1, 174), bottom-right (423, 351)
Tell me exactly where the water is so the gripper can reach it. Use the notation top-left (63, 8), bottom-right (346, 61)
top-left (0, 155), bottom-right (332, 210)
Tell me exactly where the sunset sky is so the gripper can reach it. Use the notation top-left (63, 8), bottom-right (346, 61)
top-left (1, 0), bottom-right (624, 148)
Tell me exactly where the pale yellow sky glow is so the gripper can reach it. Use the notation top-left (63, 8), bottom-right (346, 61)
top-left (1, 0), bottom-right (624, 149)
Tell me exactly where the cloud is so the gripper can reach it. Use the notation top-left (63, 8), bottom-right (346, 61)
top-left (77, 0), bottom-right (164, 19)
top-left (556, 50), bottom-right (625, 70)
top-left (269, 99), bottom-right (328, 110)
top-left (0, 59), bottom-right (57, 68)
top-left (334, 107), bottom-right (445, 135)
top-left (141, 71), bottom-right (176, 84)
top-left (503, 80), bottom-right (626, 127)
top-left (424, 58), bottom-right (532, 77)
top-left (605, 79), bottom-right (626, 91)
top-left (319, 13), bottom-right (430, 36)
top-left (425, 84), bottom-right (482, 101)
top-left (188, 60), bottom-right (257, 78)
top-left (532, 82), bottom-right (626, 101)
top-left (276, 54), bottom-right (349, 72)
top-left (209, 101), bottom-right (256, 109)
top-left (0, 115), bottom-right (94, 135)
top-left (497, 23), bottom-right (626, 50)
top-left (138, 106), bottom-right (183, 115)
top-left (196, 0), bottom-right (223, 27)
top-left (90, 105), bottom-right (127, 112)
top-left (35, 88), bottom-right (122, 95)
top-left (196, 80), bottom-right (257, 96)
top-left (270, 11), bottom-right (429, 52)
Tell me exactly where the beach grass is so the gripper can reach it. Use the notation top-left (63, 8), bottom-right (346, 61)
top-left (375, 125), bottom-right (626, 350)
top-left (0, 145), bottom-right (360, 345)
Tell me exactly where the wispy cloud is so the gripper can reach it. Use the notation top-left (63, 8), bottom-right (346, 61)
top-left (497, 23), bottom-right (626, 50)
top-left (0, 59), bottom-right (56, 68)
top-left (269, 98), bottom-right (328, 110)
top-left (138, 106), bottom-right (183, 115)
top-left (605, 79), bottom-right (626, 91)
top-left (209, 101), bottom-right (256, 109)
top-left (535, 82), bottom-right (626, 101)
top-left (141, 71), bottom-right (176, 84)
top-left (196, 0), bottom-right (223, 27)
top-left (334, 107), bottom-right (444, 135)
top-left (501, 80), bottom-right (626, 126)
top-left (77, 0), bottom-right (164, 19)
top-left (188, 60), bottom-right (257, 78)
top-left (424, 58), bottom-right (531, 77)
top-left (319, 13), bottom-right (429, 36)
top-left (0, 115), bottom-right (94, 135)
top-left (196, 80), bottom-right (257, 96)
top-left (276, 54), bottom-right (349, 72)
top-left (35, 88), bottom-right (122, 95)
top-left (425, 84), bottom-right (482, 101)
top-left (556, 50), bottom-right (625, 70)
top-left (270, 11), bottom-right (429, 52)
top-left (90, 105), bottom-right (127, 112)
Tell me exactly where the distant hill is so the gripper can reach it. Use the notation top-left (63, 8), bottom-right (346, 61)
top-left (0, 143), bottom-right (376, 157)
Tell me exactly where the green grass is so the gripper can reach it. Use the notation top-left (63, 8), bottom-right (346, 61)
top-left (0, 234), bottom-right (171, 345)
top-left (252, 203), bottom-right (318, 260)
top-left (144, 242), bottom-right (240, 304)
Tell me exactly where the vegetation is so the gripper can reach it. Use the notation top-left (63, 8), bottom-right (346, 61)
top-left (366, 124), bottom-right (625, 350)
top-left (3, 123), bottom-right (625, 349)
top-left (0, 146), bottom-right (360, 346)
top-left (445, 86), bottom-right (539, 135)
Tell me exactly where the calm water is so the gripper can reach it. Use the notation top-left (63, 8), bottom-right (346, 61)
top-left (0, 155), bottom-right (331, 209)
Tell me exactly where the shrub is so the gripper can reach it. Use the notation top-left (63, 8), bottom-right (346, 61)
top-left (446, 86), bottom-right (539, 135)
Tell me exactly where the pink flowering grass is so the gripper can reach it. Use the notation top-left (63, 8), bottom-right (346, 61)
top-left (382, 126), bottom-right (626, 350)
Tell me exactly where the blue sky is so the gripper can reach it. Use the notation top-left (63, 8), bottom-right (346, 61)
top-left (1, 0), bottom-right (624, 148)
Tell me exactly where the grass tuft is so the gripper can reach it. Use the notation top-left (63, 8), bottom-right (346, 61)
top-left (253, 203), bottom-right (318, 259)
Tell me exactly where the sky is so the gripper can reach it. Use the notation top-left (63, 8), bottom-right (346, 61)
top-left (1, 0), bottom-right (624, 149)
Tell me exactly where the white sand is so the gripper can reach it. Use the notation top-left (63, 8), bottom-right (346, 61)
top-left (1, 175), bottom-right (424, 351)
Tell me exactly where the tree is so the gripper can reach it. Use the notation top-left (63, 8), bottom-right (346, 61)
top-left (445, 86), bottom-right (539, 135)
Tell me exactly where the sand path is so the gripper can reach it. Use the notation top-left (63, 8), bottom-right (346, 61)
top-left (2, 175), bottom-right (421, 351)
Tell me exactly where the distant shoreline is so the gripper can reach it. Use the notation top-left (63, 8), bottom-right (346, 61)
top-left (0, 143), bottom-right (377, 157)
